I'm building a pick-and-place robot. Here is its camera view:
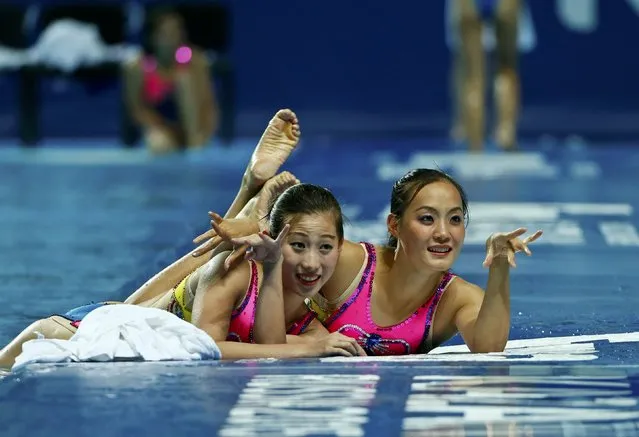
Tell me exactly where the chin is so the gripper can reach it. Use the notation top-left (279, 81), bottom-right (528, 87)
top-left (421, 257), bottom-right (455, 272)
top-left (425, 264), bottom-right (453, 272)
top-left (293, 287), bottom-right (319, 299)
top-left (296, 279), bottom-right (329, 299)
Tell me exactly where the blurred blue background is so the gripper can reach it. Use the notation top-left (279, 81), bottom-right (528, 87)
top-left (2, 2), bottom-right (639, 435)
top-left (1, 0), bottom-right (638, 141)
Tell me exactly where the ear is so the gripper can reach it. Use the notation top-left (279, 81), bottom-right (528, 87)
top-left (387, 213), bottom-right (399, 240)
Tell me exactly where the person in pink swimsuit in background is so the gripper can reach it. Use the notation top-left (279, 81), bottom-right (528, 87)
top-left (123, 7), bottom-right (218, 154)
top-left (199, 168), bottom-right (543, 356)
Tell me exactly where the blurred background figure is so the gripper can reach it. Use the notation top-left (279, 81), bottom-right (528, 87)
top-left (448, 0), bottom-right (534, 152)
top-left (123, 7), bottom-right (218, 154)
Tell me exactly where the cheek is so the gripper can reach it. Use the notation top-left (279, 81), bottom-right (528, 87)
top-left (322, 251), bottom-right (340, 276)
top-left (452, 226), bottom-right (466, 243)
top-left (281, 247), bottom-right (298, 279)
top-left (403, 222), bottom-right (430, 242)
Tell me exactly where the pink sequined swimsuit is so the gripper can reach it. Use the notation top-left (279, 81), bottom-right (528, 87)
top-left (142, 56), bottom-right (178, 105)
top-left (227, 261), bottom-right (317, 343)
top-left (141, 54), bottom-right (193, 121)
top-left (323, 243), bottom-right (455, 355)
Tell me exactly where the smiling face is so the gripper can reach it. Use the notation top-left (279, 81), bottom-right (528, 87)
top-left (386, 169), bottom-right (469, 271)
top-left (267, 183), bottom-right (345, 300)
top-left (390, 181), bottom-right (466, 271)
top-left (280, 212), bottom-right (342, 298)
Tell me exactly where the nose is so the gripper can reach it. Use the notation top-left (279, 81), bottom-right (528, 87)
top-left (433, 221), bottom-right (451, 243)
top-left (300, 250), bottom-right (321, 273)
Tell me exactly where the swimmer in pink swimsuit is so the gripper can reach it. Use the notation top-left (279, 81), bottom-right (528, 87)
top-left (168, 258), bottom-right (318, 343)
top-left (185, 182), bottom-right (366, 360)
top-left (123, 7), bottom-right (218, 154)
top-left (320, 243), bottom-right (455, 355)
top-left (306, 168), bottom-right (543, 355)
top-left (205, 168), bottom-right (543, 357)
top-left (226, 261), bottom-right (317, 342)
top-left (0, 109), bottom-right (363, 371)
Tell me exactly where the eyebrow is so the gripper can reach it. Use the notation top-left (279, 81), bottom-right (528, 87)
top-left (289, 231), bottom-right (337, 240)
top-left (414, 205), bottom-right (463, 214)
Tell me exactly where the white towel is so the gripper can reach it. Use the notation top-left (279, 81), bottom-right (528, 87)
top-left (12, 304), bottom-right (221, 372)
top-left (26, 19), bottom-right (139, 72)
top-left (0, 19), bottom-right (140, 72)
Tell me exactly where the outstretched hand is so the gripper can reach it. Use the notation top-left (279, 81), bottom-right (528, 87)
top-left (483, 228), bottom-right (543, 268)
top-left (191, 212), bottom-right (260, 257)
top-left (227, 224), bottom-right (290, 266)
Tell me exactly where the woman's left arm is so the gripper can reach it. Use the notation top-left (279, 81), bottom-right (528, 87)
top-left (454, 228), bottom-right (543, 353)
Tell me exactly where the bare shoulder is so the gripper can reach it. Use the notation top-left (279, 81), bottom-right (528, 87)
top-left (195, 253), bottom-right (254, 295)
top-left (430, 274), bottom-right (484, 344)
top-left (321, 240), bottom-right (367, 300)
top-left (451, 275), bottom-right (484, 293)
top-left (445, 275), bottom-right (485, 307)
top-left (372, 244), bottom-right (396, 272)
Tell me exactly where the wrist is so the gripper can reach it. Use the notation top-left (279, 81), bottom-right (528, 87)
top-left (489, 257), bottom-right (510, 270)
top-left (488, 259), bottom-right (510, 281)
top-left (298, 342), bottom-right (314, 358)
top-left (263, 255), bottom-right (283, 272)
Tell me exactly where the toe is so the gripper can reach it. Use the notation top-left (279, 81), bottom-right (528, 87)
top-left (276, 109), bottom-right (295, 122)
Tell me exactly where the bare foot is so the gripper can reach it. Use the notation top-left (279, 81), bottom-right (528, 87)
top-left (146, 128), bottom-right (179, 155)
top-left (252, 171), bottom-right (300, 226)
top-left (245, 109), bottom-right (301, 191)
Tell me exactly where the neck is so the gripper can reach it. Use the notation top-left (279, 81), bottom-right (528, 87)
top-left (283, 290), bottom-right (307, 325)
top-left (385, 247), bottom-right (443, 302)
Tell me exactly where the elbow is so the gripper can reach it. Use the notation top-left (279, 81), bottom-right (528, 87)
top-left (468, 336), bottom-right (508, 354)
top-left (470, 342), bottom-right (507, 354)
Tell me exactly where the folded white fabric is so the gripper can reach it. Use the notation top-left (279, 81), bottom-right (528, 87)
top-left (0, 19), bottom-right (140, 72)
top-left (0, 46), bottom-right (28, 70)
top-left (12, 304), bottom-right (221, 372)
top-left (25, 19), bottom-right (140, 72)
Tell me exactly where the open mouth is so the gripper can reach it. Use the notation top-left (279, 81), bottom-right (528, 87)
top-left (296, 274), bottom-right (321, 287)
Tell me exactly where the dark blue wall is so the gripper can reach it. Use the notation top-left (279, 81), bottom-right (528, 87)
top-left (0, 0), bottom-right (637, 140)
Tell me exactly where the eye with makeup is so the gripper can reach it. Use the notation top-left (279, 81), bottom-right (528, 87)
top-left (450, 215), bottom-right (463, 225)
top-left (289, 241), bottom-right (304, 251)
top-left (319, 243), bottom-right (335, 254)
top-left (289, 241), bottom-right (335, 254)
top-left (419, 215), bottom-right (434, 224)
top-left (418, 213), bottom-right (463, 225)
